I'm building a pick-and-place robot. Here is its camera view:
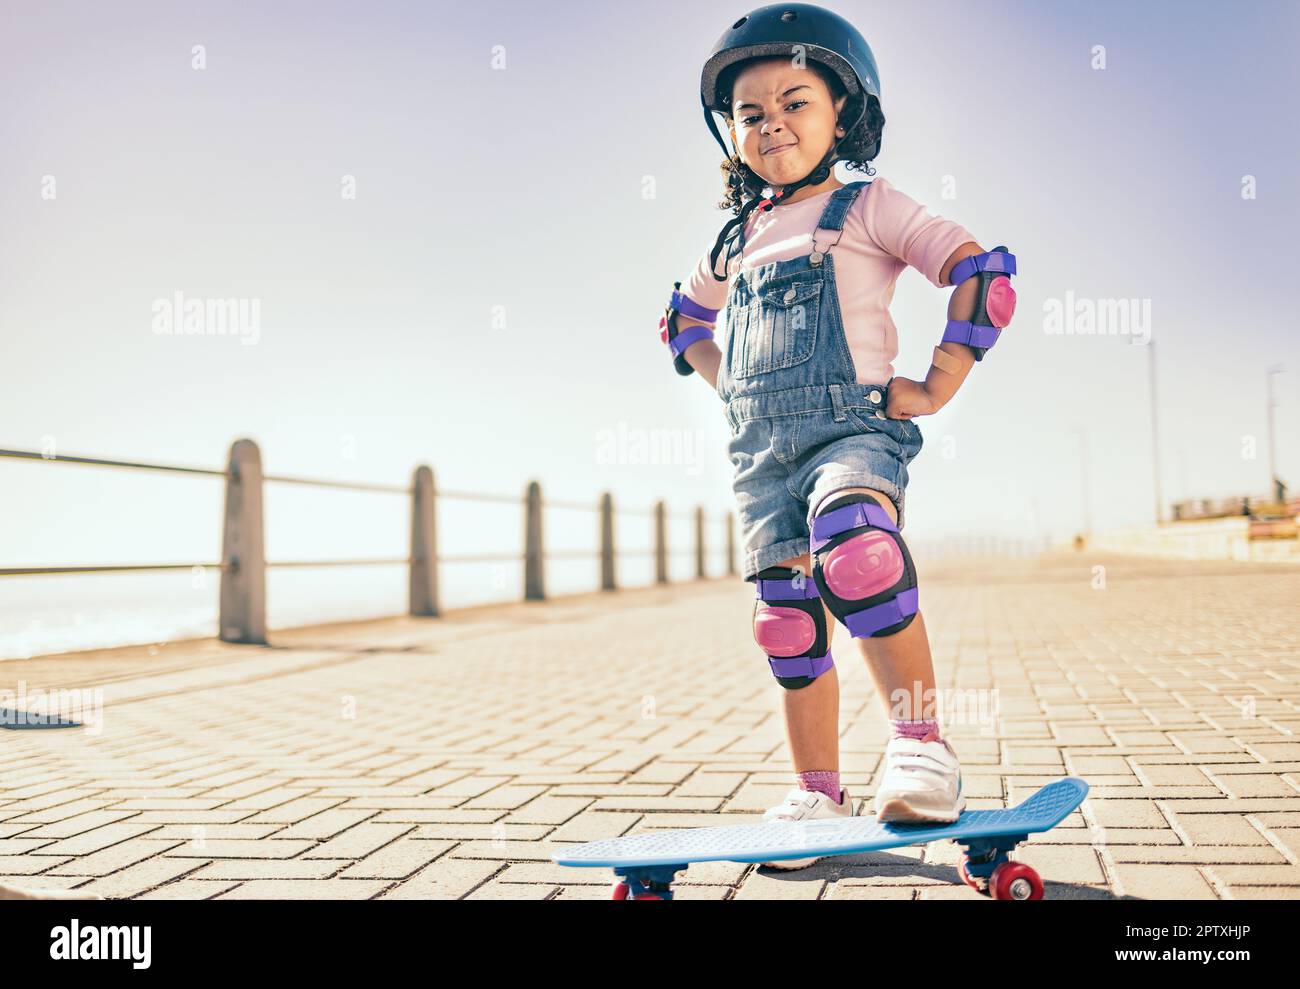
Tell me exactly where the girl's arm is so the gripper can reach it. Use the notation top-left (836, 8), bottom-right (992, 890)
top-left (677, 316), bottom-right (723, 390)
top-left (888, 240), bottom-right (986, 419)
top-left (923, 241), bottom-right (985, 410)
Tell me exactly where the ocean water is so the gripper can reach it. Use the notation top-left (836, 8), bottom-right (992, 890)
top-left (0, 553), bottom-right (724, 661)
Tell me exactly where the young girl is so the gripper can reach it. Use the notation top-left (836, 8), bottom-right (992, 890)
top-left (659, 3), bottom-right (1017, 869)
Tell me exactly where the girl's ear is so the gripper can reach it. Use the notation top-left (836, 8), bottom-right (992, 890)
top-left (833, 94), bottom-right (848, 136)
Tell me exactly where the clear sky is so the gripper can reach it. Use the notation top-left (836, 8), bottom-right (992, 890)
top-left (2, 0), bottom-right (1298, 623)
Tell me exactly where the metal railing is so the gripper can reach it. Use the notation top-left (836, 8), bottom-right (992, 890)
top-left (0, 440), bottom-right (736, 646)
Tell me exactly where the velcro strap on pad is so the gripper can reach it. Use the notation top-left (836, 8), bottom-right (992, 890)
top-left (844, 587), bottom-right (919, 637)
top-left (755, 573), bottom-right (821, 600)
top-left (768, 653), bottom-right (834, 679)
top-left (669, 290), bottom-right (719, 324)
top-left (810, 499), bottom-right (897, 553)
top-left (943, 320), bottom-right (1002, 350)
top-left (948, 248), bottom-right (1017, 286)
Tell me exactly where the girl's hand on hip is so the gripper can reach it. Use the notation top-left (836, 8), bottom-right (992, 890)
top-left (884, 376), bottom-right (938, 420)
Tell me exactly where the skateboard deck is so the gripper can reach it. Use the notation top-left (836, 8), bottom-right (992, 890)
top-left (553, 776), bottom-right (1088, 900)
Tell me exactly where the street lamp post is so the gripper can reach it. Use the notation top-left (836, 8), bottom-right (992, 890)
top-left (1266, 364), bottom-right (1286, 503)
top-left (1073, 425), bottom-right (1092, 538)
top-left (1148, 338), bottom-right (1163, 524)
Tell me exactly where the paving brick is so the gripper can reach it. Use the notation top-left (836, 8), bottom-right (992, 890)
top-left (336, 837), bottom-right (456, 879)
top-left (0, 855), bottom-right (75, 875)
top-left (128, 811), bottom-right (262, 825)
top-left (824, 883), bottom-right (918, 900)
top-left (377, 858), bottom-right (502, 899)
top-left (1113, 864), bottom-right (1219, 898)
top-left (300, 823), bottom-right (413, 859)
top-left (1168, 813), bottom-right (1272, 846)
top-left (463, 879), bottom-right (556, 899)
top-left (0, 794), bottom-right (110, 820)
top-left (1109, 847), bottom-right (1286, 864)
top-left (275, 809), bottom-right (377, 840)
top-left (189, 859), bottom-right (347, 880)
top-left (45, 839), bottom-right (187, 876)
top-left (70, 857), bottom-right (208, 898)
top-left (145, 824), bottom-right (283, 841)
top-left (1132, 764), bottom-right (1213, 786)
top-left (1204, 864), bottom-right (1300, 886)
top-left (17, 810), bottom-right (143, 840)
top-left (1213, 774), bottom-right (1300, 798)
top-left (161, 839), bottom-right (315, 859)
top-left (214, 879), bottom-right (394, 899)
top-left (1081, 799), bottom-right (1167, 828)
top-left (30, 824), bottom-right (161, 856)
top-left (500, 796), bottom-right (594, 825)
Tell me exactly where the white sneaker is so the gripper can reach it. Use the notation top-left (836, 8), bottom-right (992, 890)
top-left (759, 785), bottom-right (855, 870)
top-left (873, 730), bottom-right (966, 823)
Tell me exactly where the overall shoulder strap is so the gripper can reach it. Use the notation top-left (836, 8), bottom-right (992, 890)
top-left (815, 181), bottom-right (871, 232)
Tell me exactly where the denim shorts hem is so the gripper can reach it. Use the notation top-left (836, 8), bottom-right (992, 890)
top-left (743, 536), bottom-right (812, 583)
top-left (806, 470), bottom-right (907, 531)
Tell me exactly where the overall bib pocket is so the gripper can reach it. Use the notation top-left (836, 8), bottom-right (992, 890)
top-left (731, 275), bottom-right (822, 379)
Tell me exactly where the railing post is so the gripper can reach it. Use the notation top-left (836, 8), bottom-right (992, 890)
top-left (654, 500), bottom-right (667, 584)
top-left (525, 480), bottom-right (545, 600)
top-left (695, 505), bottom-right (706, 579)
top-left (409, 465), bottom-right (439, 616)
top-left (726, 512), bottom-right (736, 576)
top-left (219, 438), bottom-right (267, 644)
top-left (599, 492), bottom-right (616, 591)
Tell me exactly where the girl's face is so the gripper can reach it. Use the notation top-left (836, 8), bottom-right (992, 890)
top-left (728, 58), bottom-right (847, 188)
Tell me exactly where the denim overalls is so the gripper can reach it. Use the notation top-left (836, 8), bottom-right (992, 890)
top-left (714, 180), bottom-right (924, 582)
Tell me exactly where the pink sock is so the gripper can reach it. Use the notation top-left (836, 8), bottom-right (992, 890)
top-left (796, 770), bottom-right (842, 804)
top-left (891, 718), bottom-right (940, 741)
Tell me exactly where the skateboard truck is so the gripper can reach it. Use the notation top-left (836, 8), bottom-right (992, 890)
top-left (612, 864), bottom-right (689, 900)
top-left (955, 834), bottom-right (1043, 900)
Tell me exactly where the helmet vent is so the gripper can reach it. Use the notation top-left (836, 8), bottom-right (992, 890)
top-left (732, 16), bottom-right (747, 28)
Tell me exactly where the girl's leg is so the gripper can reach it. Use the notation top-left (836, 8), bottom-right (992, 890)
top-left (772, 552), bottom-right (841, 773)
top-left (820, 487), bottom-right (937, 726)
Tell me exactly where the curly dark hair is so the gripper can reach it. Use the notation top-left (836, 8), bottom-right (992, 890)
top-left (715, 57), bottom-right (885, 215)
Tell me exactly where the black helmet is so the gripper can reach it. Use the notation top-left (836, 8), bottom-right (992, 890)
top-left (700, 3), bottom-right (883, 165)
top-left (698, 4), bottom-right (883, 280)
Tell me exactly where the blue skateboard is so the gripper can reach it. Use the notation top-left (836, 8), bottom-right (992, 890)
top-left (552, 776), bottom-right (1088, 900)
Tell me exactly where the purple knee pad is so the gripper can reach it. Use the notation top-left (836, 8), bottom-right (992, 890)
top-left (810, 492), bottom-right (918, 638)
top-left (752, 565), bottom-right (834, 690)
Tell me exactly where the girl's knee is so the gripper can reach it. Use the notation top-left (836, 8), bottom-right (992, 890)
top-left (775, 552), bottom-right (811, 574)
top-left (815, 486), bottom-right (898, 526)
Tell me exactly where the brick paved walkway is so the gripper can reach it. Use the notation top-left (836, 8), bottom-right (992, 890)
top-left (1, 551), bottom-right (1297, 899)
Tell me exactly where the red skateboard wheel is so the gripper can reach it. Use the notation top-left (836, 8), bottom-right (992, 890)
top-left (957, 857), bottom-right (990, 896)
top-left (989, 861), bottom-right (1043, 900)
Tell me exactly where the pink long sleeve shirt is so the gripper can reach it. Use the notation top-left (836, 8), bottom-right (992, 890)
top-left (680, 176), bottom-right (977, 385)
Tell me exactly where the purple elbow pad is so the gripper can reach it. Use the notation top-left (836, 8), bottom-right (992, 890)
top-left (659, 282), bottom-right (718, 376)
top-left (941, 246), bottom-right (1017, 361)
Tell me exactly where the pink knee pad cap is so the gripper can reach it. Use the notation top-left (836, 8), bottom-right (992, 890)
top-left (753, 606), bottom-right (815, 656)
top-left (819, 530), bottom-right (906, 600)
